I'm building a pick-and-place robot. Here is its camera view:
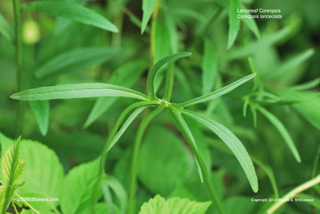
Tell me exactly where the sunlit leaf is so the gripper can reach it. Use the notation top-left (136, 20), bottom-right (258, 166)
top-left (10, 83), bottom-right (148, 101)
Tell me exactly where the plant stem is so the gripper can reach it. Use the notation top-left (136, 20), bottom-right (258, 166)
top-left (13, 0), bottom-right (24, 136)
top-left (267, 174), bottom-right (320, 214)
top-left (150, 0), bottom-right (160, 66)
top-left (311, 143), bottom-right (320, 179)
top-left (169, 110), bottom-right (224, 214)
top-left (91, 100), bottom-right (159, 213)
top-left (127, 104), bottom-right (165, 214)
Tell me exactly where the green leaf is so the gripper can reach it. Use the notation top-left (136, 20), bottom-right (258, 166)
top-left (256, 106), bottom-right (301, 162)
top-left (10, 83), bottom-right (148, 101)
top-left (60, 159), bottom-right (101, 214)
top-left (266, 48), bottom-right (315, 79)
top-left (29, 101), bottom-right (50, 136)
top-left (180, 74), bottom-right (256, 107)
top-left (107, 106), bottom-right (147, 153)
top-left (202, 38), bottom-right (217, 94)
top-left (0, 13), bottom-right (14, 41)
top-left (138, 125), bottom-right (194, 196)
top-left (34, 47), bottom-right (120, 79)
top-left (139, 195), bottom-right (211, 214)
top-left (248, 57), bottom-right (260, 91)
top-left (148, 52), bottom-right (191, 98)
top-left (297, 193), bottom-right (320, 210)
top-left (17, 140), bottom-right (64, 212)
top-left (84, 60), bottom-right (146, 128)
top-left (182, 110), bottom-right (259, 193)
top-left (21, 1), bottom-right (118, 32)
top-left (141, 0), bottom-right (157, 34)
top-left (240, 4), bottom-right (260, 39)
top-left (0, 137), bottom-right (25, 213)
top-left (227, 0), bottom-right (241, 49)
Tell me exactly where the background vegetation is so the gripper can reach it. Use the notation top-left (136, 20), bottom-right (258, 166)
top-left (0, 0), bottom-right (319, 213)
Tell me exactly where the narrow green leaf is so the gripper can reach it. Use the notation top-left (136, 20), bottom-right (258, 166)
top-left (202, 38), bottom-right (217, 95)
top-left (29, 101), bottom-right (49, 136)
top-left (0, 13), bottom-right (14, 41)
top-left (35, 47), bottom-right (120, 79)
top-left (291, 78), bottom-right (320, 91)
top-left (141, 0), bottom-right (157, 34)
top-left (84, 60), bottom-right (146, 128)
top-left (240, 4), bottom-right (260, 39)
top-left (248, 57), bottom-right (260, 91)
top-left (256, 106), bottom-right (301, 162)
top-left (10, 83), bottom-right (148, 101)
top-left (266, 49), bottom-right (315, 79)
top-left (60, 159), bottom-right (101, 214)
top-left (182, 110), bottom-right (259, 193)
top-left (139, 195), bottom-right (211, 214)
top-left (107, 106), bottom-right (147, 153)
top-left (21, 1), bottom-right (118, 32)
top-left (227, 0), bottom-right (241, 49)
top-left (297, 193), bottom-right (320, 210)
top-left (180, 73), bottom-right (256, 107)
top-left (147, 52), bottom-right (192, 98)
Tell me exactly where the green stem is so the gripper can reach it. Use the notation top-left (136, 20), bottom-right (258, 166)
top-left (127, 104), bottom-right (165, 214)
top-left (311, 143), bottom-right (320, 179)
top-left (267, 174), bottom-right (320, 214)
top-left (163, 63), bottom-right (175, 101)
top-left (169, 109), bottom-right (224, 214)
top-left (13, 0), bottom-right (24, 136)
top-left (91, 100), bottom-right (159, 213)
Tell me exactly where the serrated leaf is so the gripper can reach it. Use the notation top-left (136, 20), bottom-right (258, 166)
top-left (202, 38), bottom-right (217, 95)
top-left (256, 106), bottom-right (301, 163)
top-left (29, 101), bottom-right (50, 136)
top-left (35, 47), bottom-right (120, 79)
top-left (60, 159), bottom-right (101, 214)
top-left (18, 140), bottom-right (64, 212)
top-left (141, 0), bottom-right (157, 34)
top-left (10, 83), bottom-right (148, 101)
top-left (227, 0), bottom-right (241, 49)
top-left (182, 110), bottom-right (259, 193)
top-left (139, 195), bottom-right (211, 214)
top-left (21, 1), bottom-right (118, 32)
top-left (0, 13), bottom-right (14, 41)
top-left (180, 74), bottom-right (256, 107)
top-left (84, 60), bottom-right (146, 128)
top-left (148, 52), bottom-right (192, 98)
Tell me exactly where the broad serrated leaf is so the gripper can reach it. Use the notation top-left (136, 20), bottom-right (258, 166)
top-left (256, 106), bottom-right (301, 163)
top-left (202, 38), bottom-right (217, 95)
top-left (227, 0), bottom-right (241, 49)
top-left (141, 0), bottom-right (157, 34)
top-left (139, 195), bottom-right (211, 214)
top-left (29, 101), bottom-right (50, 136)
top-left (180, 74), bottom-right (256, 107)
top-left (21, 1), bottom-right (118, 32)
top-left (35, 47), bottom-right (120, 79)
top-left (18, 140), bottom-right (64, 212)
top-left (10, 83), bottom-right (148, 101)
top-left (148, 52), bottom-right (192, 98)
top-left (84, 60), bottom-right (146, 128)
top-left (182, 110), bottom-right (259, 193)
top-left (0, 13), bottom-right (14, 41)
top-left (60, 159), bottom-right (101, 214)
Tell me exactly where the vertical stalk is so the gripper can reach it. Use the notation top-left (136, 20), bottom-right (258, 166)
top-left (127, 104), bottom-right (165, 214)
top-left (150, 0), bottom-right (159, 66)
top-left (13, 0), bottom-right (24, 136)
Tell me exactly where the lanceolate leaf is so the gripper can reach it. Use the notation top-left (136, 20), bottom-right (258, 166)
top-left (21, 1), bottom-right (118, 32)
top-left (29, 101), bottom-right (50, 136)
top-left (35, 47), bottom-right (120, 79)
top-left (240, 4), bottom-right (260, 39)
top-left (202, 38), bottom-right (217, 95)
top-left (84, 60), bottom-right (146, 128)
top-left (0, 13), bottom-right (14, 41)
top-left (227, 0), bottom-right (241, 49)
top-left (107, 106), bottom-right (147, 153)
top-left (10, 83), bottom-right (148, 101)
top-left (180, 74), bottom-right (256, 107)
top-left (141, 0), bottom-right (157, 34)
top-left (148, 52), bottom-right (192, 98)
top-left (256, 106), bottom-right (301, 163)
top-left (139, 195), bottom-right (211, 214)
top-left (182, 110), bottom-right (259, 193)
